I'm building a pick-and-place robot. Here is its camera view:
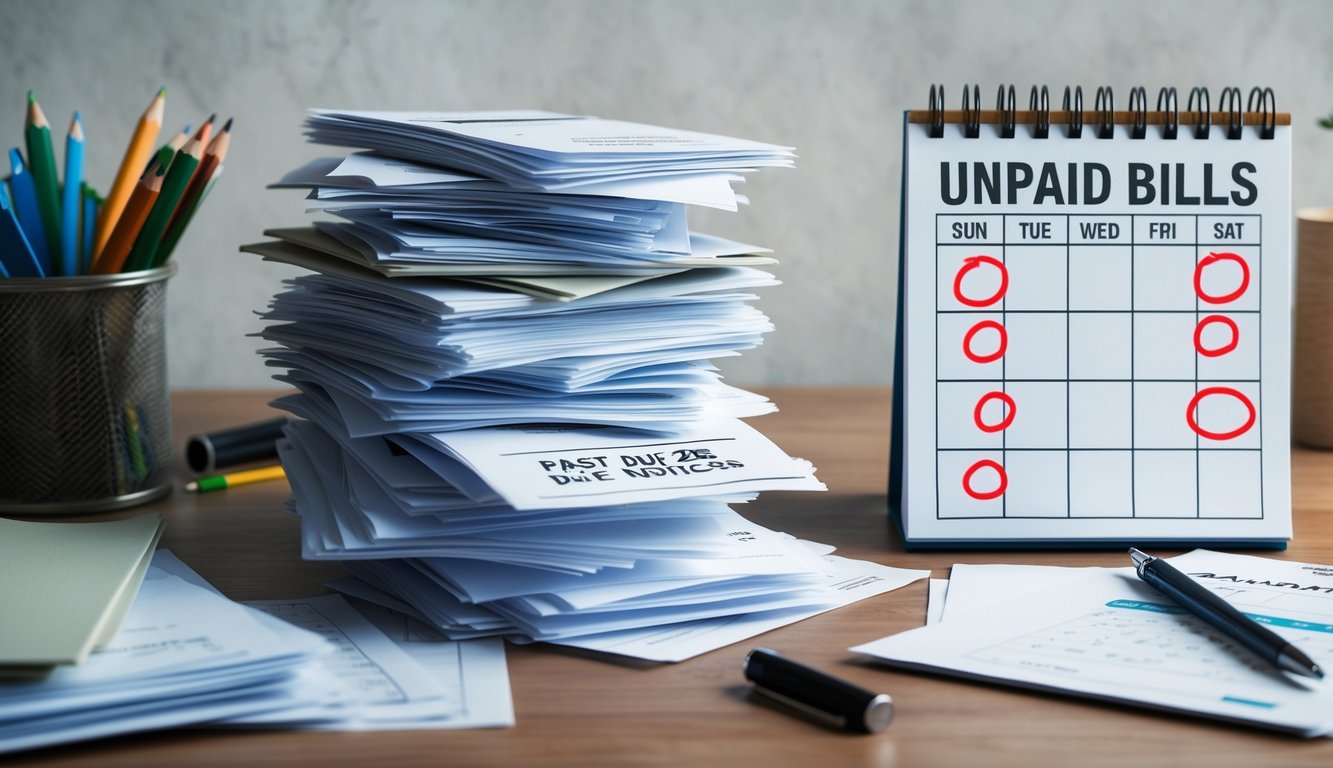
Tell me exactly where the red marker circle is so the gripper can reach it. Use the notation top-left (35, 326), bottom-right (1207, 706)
top-left (962, 459), bottom-right (1007, 500)
top-left (1194, 252), bottom-right (1251, 305)
top-left (952, 255), bottom-right (1008, 308)
top-left (973, 391), bottom-right (1017, 432)
top-left (1186, 386), bottom-right (1256, 440)
top-left (1193, 315), bottom-right (1240, 358)
top-left (962, 320), bottom-right (1007, 364)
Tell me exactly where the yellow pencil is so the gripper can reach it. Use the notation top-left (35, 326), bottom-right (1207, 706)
top-left (95, 87), bottom-right (165, 260)
top-left (185, 464), bottom-right (287, 493)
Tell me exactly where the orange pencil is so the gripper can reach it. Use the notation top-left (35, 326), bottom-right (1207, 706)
top-left (92, 153), bottom-right (168, 274)
top-left (160, 118), bottom-right (230, 260)
top-left (96, 88), bottom-right (165, 259)
top-left (192, 113), bottom-right (216, 147)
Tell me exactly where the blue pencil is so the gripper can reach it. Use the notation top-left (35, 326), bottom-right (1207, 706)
top-left (0, 182), bottom-right (43, 277)
top-left (7, 148), bottom-right (50, 273)
top-left (60, 112), bottom-right (84, 277)
top-left (81, 183), bottom-right (97, 274)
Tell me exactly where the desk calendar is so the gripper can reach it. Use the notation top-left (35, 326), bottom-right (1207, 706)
top-left (890, 86), bottom-right (1292, 547)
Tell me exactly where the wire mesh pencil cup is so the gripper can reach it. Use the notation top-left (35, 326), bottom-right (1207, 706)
top-left (0, 266), bottom-right (174, 512)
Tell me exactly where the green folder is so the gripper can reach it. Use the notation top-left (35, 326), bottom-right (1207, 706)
top-left (0, 514), bottom-right (164, 676)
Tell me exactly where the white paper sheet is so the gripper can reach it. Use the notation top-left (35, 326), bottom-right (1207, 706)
top-left (926, 578), bottom-right (948, 625)
top-left (557, 555), bottom-right (928, 662)
top-left (421, 418), bottom-right (825, 510)
top-left (853, 550), bottom-right (1333, 736)
top-left (151, 551), bottom-right (514, 731)
top-left (259, 265), bottom-right (776, 387)
top-left (351, 600), bottom-right (513, 728)
top-left (939, 562), bottom-right (1105, 623)
top-left (0, 555), bottom-right (330, 754)
top-left (305, 110), bottom-right (794, 198)
top-left (240, 596), bottom-right (458, 730)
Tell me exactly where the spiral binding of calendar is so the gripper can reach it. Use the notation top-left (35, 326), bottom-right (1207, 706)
top-left (923, 85), bottom-right (1280, 140)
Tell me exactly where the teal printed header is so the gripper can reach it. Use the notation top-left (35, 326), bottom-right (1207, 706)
top-left (1105, 599), bottom-right (1185, 614)
top-left (1108, 599), bottom-right (1333, 634)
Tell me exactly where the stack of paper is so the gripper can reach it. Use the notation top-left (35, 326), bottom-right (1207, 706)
top-left (853, 551), bottom-right (1333, 737)
top-left (0, 551), bottom-right (328, 754)
top-left (0, 550), bottom-right (513, 754)
top-left (245, 111), bottom-right (927, 661)
top-left (301, 110), bottom-right (794, 197)
top-left (151, 552), bottom-right (512, 732)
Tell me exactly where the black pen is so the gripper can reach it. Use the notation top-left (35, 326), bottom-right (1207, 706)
top-left (1128, 548), bottom-right (1324, 680)
top-left (743, 647), bottom-right (894, 733)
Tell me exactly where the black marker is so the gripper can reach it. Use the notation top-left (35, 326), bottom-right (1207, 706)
top-left (1128, 548), bottom-right (1324, 680)
top-left (743, 647), bottom-right (894, 733)
top-left (185, 416), bottom-right (290, 473)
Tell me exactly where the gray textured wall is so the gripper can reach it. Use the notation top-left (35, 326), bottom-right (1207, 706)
top-left (2, 0), bottom-right (1331, 389)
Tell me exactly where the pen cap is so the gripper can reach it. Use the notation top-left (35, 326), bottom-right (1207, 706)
top-left (185, 416), bottom-right (290, 473)
top-left (744, 648), bottom-right (894, 733)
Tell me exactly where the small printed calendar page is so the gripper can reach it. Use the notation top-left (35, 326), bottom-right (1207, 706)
top-left (896, 108), bottom-right (1291, 545)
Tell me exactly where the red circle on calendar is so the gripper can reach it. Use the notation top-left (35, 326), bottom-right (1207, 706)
top-left (1194, 252), bottom-right (1251, 305)
top-left (1193, 315), bottom-right (1240, 357)
top-left (973, 391), bottom-right (1017, 432)
top-left (962, 459), bottom-right (1007, 500)
top-left (952, 255), bottom-right (1008, 308)
top-left (1186, 386), bottom-right (1256, 440)
top-left (962, 320), bottom-right (1007, 363)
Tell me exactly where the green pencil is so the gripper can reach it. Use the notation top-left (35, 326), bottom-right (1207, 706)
top-left (24, 92), bottom-right (61, 273)
top-left (122, 135), bottom-right (202, 272)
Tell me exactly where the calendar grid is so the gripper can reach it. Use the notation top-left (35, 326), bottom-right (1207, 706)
top-left (1128, 214), bottom-right (1136, 521)
top-left (1001, 236), bottom-right (1007, 520)
top-left (1199, 213), bottom-right (1210, 520)
top-left (935, 213), bottom-right (1264, 521)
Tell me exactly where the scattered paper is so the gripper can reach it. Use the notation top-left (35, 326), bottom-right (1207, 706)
top-left (0, 553), bottom-right (328, 755)
top-left (555, 555), bottom-right (929, 662)
top-left (153, 550), bottom-right (514, 731)
top-left (853, 551), bottom-right (1333, 736)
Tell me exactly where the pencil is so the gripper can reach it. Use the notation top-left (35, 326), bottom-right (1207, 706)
top-left (123, 134), bottom-right (201, 272)
top-left (7, 148), bottom-right (50, 272)
top-left (185, 464), bottom-right (286, 493)
top-left (25, 92), bottom-right (62, 273)
top-left (123, 404), bottom-right (147, 479)
top-left (92, 150), bottom-right (168, 274)
top-left (0, 182), bottom-right (42, 277)
top-left (95, 87), bottom-right (164, 260)
top-left (59, 112), bottom-right (84, 276)
top-left (192, 113), bottom-right (216, 147)
top-left (139, 125), bottom-right (189, 178)
top-left (159, 117), bottom-right (230, 262)
top-left (80, 183), bottom-right (98, 273)
top-left (148, 124), bottom-right (190, 172)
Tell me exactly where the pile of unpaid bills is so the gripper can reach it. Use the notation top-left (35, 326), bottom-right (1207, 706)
top-left (245, 111), bottom-right (926, 663)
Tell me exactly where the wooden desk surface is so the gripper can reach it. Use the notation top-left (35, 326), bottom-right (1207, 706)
top-left (15, 388), bottom-right (1333, 767)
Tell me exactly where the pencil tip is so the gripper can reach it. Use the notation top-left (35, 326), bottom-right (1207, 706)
top-left (27, 90), bottom-right (34, 103)
top-left (73, 110), bottom-right (80, 122)
top-left (206, 113), bottom-right (217, 124)
top-left (158, 86), bottom-right (167, 97)
top-left (223, 117), bottom-right (234, 131)
top-left (184, 481), bottom-right (199, 493)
